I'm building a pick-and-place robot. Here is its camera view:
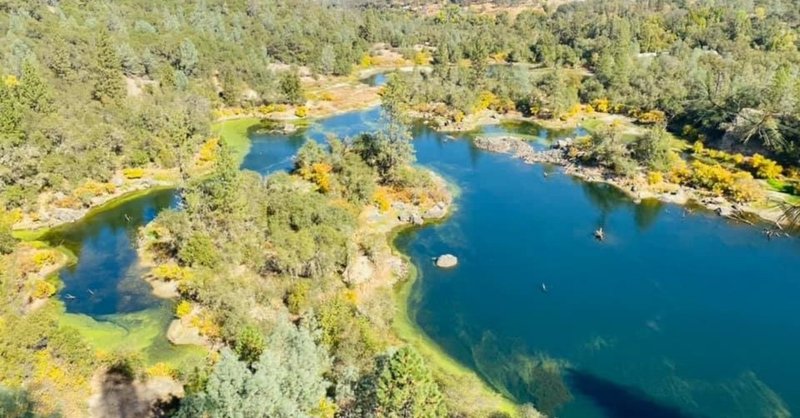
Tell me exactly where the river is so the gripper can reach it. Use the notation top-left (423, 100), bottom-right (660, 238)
top-left (47, 105), bottom-right (800, 417)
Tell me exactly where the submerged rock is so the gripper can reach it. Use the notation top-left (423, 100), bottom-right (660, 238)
top-left (436, 254), bottom-right (458, 268)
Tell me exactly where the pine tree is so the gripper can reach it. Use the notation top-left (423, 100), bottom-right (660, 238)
top-left (18, 60), bottom-right (53, 113)
top-left (374, 346), bottom-right (447, 418)
top-left (92, 32), bottom-right (125, 104)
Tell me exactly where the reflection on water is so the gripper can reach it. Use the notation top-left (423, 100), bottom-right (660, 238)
top-left (46, 106), bottom-right (800, 417)
top-left (400, 122), bottom-right (800, 418)
top-left (44, 189), bottom-right (177, 317)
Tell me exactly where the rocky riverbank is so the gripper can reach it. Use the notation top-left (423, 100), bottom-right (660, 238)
top-left (12, 173), bottom-right (176, 232)
top-left (474, 135), bottom-right (788, 228)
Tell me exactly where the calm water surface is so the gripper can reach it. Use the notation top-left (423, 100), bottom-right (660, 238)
top-left (51, 107), bottom-right (800, 417)
top-left (399, 126), bottom-right (800, 418)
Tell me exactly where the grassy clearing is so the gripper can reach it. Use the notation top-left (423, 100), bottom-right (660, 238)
top-left (212, 117), bottom-right (262, 165)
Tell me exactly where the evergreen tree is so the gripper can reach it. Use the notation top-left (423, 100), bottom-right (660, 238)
top-left (279, 70), bottom-right (304, 105)
top-left (374, 346), bottom-right (447, 418)
top-left (92, 32), bottom-right (125, 104)
top-left (18, 60), bottom-right (53, 113)
top-left (176, 318), bottom-right (330, 418)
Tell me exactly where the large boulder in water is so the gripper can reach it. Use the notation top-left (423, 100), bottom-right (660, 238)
top-left (436, 254), bottom-right (458, 268)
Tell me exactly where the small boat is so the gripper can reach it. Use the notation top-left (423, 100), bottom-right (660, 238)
top-left (540, 283), bottom-right (548, 293)
top-left (64, 294), bottom-right (76, 300)
top-left (594, 228), bottom-right (605, 241)
top-left (543, 172), bottom-right (549, 178)
top-left (87, 289), bottom-right (95, 295)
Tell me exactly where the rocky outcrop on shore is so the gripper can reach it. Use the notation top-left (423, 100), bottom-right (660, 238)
top-left (474, 135), bottom-right (786, 227)
top-left (474, 136), bottom-right (568, 165)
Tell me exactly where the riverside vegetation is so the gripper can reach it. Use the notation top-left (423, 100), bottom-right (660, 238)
top-left (1, 0), bottom-right (800, 417)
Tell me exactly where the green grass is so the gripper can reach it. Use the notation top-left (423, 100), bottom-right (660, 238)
top-left (212, 117), bottom-right (262, 165)
top-left (766, 178), bottom-right (798, 195)
top-left (579, 117), bottom-right (605, 133)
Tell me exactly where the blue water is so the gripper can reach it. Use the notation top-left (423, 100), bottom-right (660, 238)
top-left (44, 189), bottom-right (177, 316)
top-left (246, 109), bottom-right (800, 416)
top-left (399, 126), bottom-right (800, 418)
top-left (49, 106), bottom-right (800, 418)
top-left (360, 72), bottom-right (389, 87)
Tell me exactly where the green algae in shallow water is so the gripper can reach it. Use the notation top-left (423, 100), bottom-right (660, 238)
top-left (58, 306), bottom-right (206, 370)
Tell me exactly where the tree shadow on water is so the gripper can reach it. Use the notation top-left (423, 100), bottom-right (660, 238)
top-left (567, 369), bottom-right (701, 418)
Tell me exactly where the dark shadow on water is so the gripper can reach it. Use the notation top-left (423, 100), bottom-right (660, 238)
top-left (568, 369), bottom-right (700, 418)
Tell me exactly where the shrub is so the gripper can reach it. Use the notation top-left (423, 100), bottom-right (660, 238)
top-left (373, 188), bottom-right (391, 212)
top-left (32, 280), bottom-right (57, 299)
top-left (637, 110), bottom-right (666, 125)
top-left (0, 222), bottom-right (16, 254)
top-left (591, 98), bottom-right (610, 113)
top-left (33, 251), bottom-right (58, 268)
top-left (647, 171), bottom-right (664, 185)
top-left (152, 263), bottom-right (193, 281)
top-left (122, 168), bottom-right (145, 179)
top-left (412, 51), bottom-right (430, 65)
top-left (747, 154), bottom-right (783, 179)
top-left (692, 141), bottom-right (704, 154)
top-left (681, 161), bottom-right (764, 202)
top-left (360, 54), bottom-right (374, 67)
top-left (175, 300), bottom-right (192, 318)
top-left (178, 233), bottom-right (220, 268)
top-left (197, 138), bottom-right (220, 164)
top-left (286, 281), bottom-right (311, 315)
top-left (234, 326), bottom-right (265, 364)
top-left (146, 362), bottom-right (177, 379)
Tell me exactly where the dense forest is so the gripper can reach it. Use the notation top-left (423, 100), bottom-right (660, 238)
top-left (1, 0), bottom-right (800, 417)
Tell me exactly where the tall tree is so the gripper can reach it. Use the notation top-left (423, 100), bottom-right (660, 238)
top-left (92, 32), bottom-right (125, 104)
top-left (373, 346), bottom-right (447, 418)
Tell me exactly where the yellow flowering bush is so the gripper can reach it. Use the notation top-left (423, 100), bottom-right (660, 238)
top-left (175, 300), bottom-right (192, 318)
top-left (197, 137), bottom-right (220, 164)
top-left (122, 167), bottom-right (145, 179)
top-left (32, 280), bottom-right (57, 299)
top-left (33, 250), bottom-right (58, 268)
top-left (152, 263), bottom-right (193, 281)
top-left (373, 188), bottom-right (391, 212)
top-left (747, 154), bottom-right (783, 179)
top-left (647, 171), bottom-right (664, 185)
top-left (146, 362), bottom-right (177, 379)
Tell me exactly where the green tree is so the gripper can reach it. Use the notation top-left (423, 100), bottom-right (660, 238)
top-left (633, 126), bottom-right (673, 171)
top-left (177, 318), bottom-right (330, 418)
top-left (178, 39), bottom-right (199, 76)
top-left (352, 123), bottom-right (414, 185)
top-left (373, 346), bottom-right (447, 418)
top-left (18, 60), bottom-right (53, 113)
top-left (234, 325), bottom-right (265, 365)
top-left (279, 70), bottom-right (304, 105)
top-left (92, 32), bottom-right (125, 104)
